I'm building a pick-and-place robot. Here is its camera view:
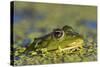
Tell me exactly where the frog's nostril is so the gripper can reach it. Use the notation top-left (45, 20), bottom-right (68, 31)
top-left (72, 32), bottom-right (79, 35)
top-left (70, 32), bottom-right (80, 37)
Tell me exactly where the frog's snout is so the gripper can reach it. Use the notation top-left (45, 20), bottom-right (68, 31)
top-left (70, 32), bottom-right (79, 36)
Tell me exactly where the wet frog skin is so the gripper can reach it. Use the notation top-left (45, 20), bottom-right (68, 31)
top-left (24, 25), bottom-right (84, 54)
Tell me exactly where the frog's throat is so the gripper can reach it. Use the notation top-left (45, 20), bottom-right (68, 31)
top-left (62, 39), bottom-right (84, 51)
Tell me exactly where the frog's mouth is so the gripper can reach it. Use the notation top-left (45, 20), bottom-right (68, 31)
top-left (63, 39), bottom-right (84, 51)
top-left (48, 39), bottom-right (84, 52)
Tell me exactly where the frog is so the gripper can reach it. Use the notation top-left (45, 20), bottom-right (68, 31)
top-left (24, 25), bottom-right (84, 54)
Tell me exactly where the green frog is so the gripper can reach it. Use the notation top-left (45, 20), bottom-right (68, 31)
top-left (24, 25), bottom-right (84, 54)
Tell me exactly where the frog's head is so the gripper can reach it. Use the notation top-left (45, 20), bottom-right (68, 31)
top-left (52, 25), bottom-right (84, 49)
top-left (52, 25), bottom-right (82, 40)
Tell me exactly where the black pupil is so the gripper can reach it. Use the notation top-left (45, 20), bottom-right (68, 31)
top-left (54, 31), bottom-right (62, 38)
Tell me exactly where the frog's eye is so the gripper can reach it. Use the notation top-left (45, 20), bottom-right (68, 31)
top-left (53, 29), bottom-right (64, 38)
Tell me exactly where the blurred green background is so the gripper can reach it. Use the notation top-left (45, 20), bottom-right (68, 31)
top-left (12, 1), bottom-right (97, 65)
